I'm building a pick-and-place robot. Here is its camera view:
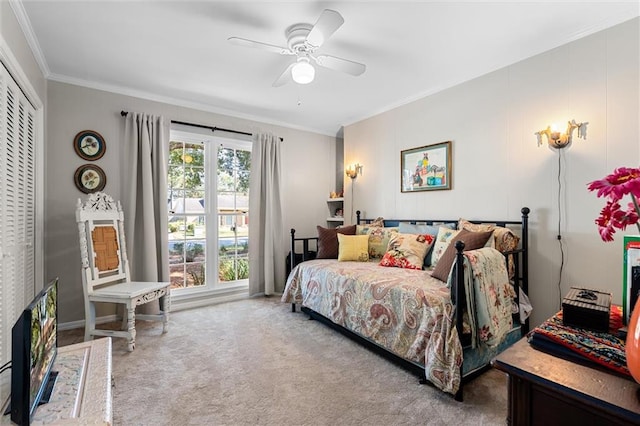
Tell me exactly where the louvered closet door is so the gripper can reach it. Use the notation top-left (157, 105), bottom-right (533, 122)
top-left (0, 61), bottom-right (37, 368)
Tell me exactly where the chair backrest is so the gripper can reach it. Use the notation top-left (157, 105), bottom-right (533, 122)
top-left (76, 192), bottom-right (131, 294)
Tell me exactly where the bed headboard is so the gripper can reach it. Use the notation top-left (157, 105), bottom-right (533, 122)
top-left (356, 209), bottom-right (529, 231)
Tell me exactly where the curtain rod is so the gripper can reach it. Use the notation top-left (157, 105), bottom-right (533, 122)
top-left (120, 111), bottom-right (283, 141)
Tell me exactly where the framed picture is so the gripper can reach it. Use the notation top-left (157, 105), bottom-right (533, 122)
top-left (74, 130), bottom-right (106, 161)
top-left (401, 141), bottom-right (452, 192)
top-left (74, 164), bottom-right (107, 193)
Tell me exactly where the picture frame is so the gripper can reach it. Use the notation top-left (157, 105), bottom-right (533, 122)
top-left (74, 164), bottom-right (107, 193)
top-left (73, 130), bottom-right (106, 161)
top-left (401, 141), bottom-right (452, 192)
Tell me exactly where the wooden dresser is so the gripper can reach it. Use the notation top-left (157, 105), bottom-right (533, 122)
top-left (493, 338), bottom-right (640, 425)
top-left (2, 337), bottom-right (112, 425)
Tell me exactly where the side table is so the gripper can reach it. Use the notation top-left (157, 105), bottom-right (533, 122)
top-left (493, 338), bottom-right (640, 425)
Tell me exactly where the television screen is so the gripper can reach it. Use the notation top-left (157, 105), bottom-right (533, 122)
top-left (11, 278), bottom-right (58, 425)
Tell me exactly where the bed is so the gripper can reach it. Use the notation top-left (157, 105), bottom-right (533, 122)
top-left (281, 208), bottom-right (530, 401)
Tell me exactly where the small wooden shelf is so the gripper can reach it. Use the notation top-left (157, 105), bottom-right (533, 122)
top-left (326, 197), bottom-right (344, 228)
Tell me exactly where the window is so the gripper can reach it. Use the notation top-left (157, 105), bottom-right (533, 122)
top-left (167, 127), bottom-right (251, 291)
top-left (217, 146), bottom-right (250, 282)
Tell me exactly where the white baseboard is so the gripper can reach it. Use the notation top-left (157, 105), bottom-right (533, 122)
top-left (58, 286), bottom-right (250, 330)
top-left (58, 314), bottom-right (118, 331)
top-left (171, 288), bottom-right (249, 311)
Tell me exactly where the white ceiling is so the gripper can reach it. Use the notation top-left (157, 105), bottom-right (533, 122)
top-left (15, 1), bottom-right (640, 136)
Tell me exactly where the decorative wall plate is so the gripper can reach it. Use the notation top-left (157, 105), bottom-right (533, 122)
top-left (74, 130), bottom-right (106, 161)
top-left (74, 164), bottom-right (107, 193)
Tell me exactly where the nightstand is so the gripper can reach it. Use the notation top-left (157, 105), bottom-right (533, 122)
top-left (492, 338), bottom-right (640, 425)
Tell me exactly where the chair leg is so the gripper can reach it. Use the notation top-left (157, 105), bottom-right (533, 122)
top-left (85, 301), bottom-right (96, 342)
top-left (160, 294), bottom-right (170, 333)
top-left (126, 304), bottom-right (136, 352)
top-left (120, 305), bottom-right (128, 331)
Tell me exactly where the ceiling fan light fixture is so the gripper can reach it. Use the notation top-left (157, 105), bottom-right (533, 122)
top-left (291, 58), bottom-right (315, 84)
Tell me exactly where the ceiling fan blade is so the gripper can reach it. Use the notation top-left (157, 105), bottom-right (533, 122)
top-left (313, 55), bottom-right (366, 76)
top-left (306, 9), bottom-right (344, 48)
top-left (227, 37), bottom-right (293, 55)
top-left (273, 63), bottom-right (295, 87)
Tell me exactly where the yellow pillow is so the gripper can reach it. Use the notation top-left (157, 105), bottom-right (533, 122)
top-left (337, 234), bottom-right (370, 262)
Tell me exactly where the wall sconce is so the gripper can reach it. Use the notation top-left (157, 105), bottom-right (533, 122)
top-left (346, 163), bottom-right (363, 179)
top-left (535, 119), bottom-right (589, 149)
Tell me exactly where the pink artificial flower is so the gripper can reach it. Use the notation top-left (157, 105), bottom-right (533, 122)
top-left (595, 201), bottom-right (624, 242)
top-left (588, 167), bottom-right (640, 241)
top-left (587, 167), bottom-right (640, 202)
top-left (620, 202), bottom-right (640, 228)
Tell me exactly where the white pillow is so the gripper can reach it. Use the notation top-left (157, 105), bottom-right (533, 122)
top-left (430, 227), bottom-right (460, 268)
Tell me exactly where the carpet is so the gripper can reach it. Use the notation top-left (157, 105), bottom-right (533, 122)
top-left (60, 297), bottom-right (508, 425)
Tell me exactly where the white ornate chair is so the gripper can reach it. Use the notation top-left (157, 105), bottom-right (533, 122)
top-left (76, 192), bottom-right (170, 351)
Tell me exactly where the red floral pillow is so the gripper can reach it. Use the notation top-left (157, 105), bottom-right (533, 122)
top-left (379, 233), bottom-right (435, 270)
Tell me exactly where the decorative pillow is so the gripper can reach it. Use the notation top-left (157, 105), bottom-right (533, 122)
top-left (379, 233), bottom-right (435, 269)
top-left (370, 217), bottom-right (385, 227)
top-left (493, 227), bottom-right (521, 252)
top-left (399, 222), bottom-right (457, 267)
top-left (337, 234), bottom-right (370, 262)
top-left (356, 225), bottom-right (399, 259)
top-left (431, 227), bottom-right (460, 268)
top-left (458, 219), bottom-right (520, 252)
top-left (458, 219), bottom-right (495, 248)
top-left (430, 229), bottom-right (494, 282)
top-left (316, 225), bottom-right (357, 259)
top-left (458, 219), bottom-right (495, 233)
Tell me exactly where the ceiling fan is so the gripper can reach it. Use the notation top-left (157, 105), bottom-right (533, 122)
top-left (228, 9), bottom-right (366, 86)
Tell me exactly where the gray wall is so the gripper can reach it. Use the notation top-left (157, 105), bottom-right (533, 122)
top-left (345, 18), bottom-right (640, 327)
top-left (46, 81), bottom-right (337, 323)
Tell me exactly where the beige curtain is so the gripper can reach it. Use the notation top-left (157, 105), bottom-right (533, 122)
top-left (248, 132), bottom-right (285, 296)
top-left (122, 112), bottom-right (169, 283)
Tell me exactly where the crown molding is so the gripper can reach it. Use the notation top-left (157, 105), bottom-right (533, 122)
top-left (9, 0), bottom-right (51, 78)
top-left (47, 72), bottom-right (336, 137)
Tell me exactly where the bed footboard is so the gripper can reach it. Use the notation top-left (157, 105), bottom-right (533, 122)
top-left (450, 207), bottom-right (530, 401)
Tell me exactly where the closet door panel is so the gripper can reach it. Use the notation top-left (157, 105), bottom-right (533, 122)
top-left (0, 62), bottom-right (37, 368)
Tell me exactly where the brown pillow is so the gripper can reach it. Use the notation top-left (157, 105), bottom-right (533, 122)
top-left (430, 229), bottom-right (493, 282)
top-left (316, 225), bottom-right (357, 259)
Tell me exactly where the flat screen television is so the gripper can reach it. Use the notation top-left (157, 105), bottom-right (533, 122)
top-left (10, 278), bottom-right (58, 425)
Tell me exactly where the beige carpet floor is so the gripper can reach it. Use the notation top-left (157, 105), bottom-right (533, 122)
top-left (60, 297), bottom-right (509, 425)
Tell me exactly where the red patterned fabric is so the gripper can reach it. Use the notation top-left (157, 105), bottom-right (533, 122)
top-left (378, 233), bottom-right (434, 270)
top-left (528, 305), bottom-right (630, 377)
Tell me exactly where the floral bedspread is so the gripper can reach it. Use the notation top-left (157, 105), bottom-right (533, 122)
top-left (281, 248), bottom-right (515, 395)
top-left (456, 248), bottom-right (515, 348)
top-left (281, 259), bottom-right (462, 394)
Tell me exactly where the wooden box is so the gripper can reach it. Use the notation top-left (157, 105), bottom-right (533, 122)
top-left (562, 287), bottom-right (611, 332)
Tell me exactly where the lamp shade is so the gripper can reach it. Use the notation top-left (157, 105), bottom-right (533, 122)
top-left (291, 58), bottom-right (315, 84)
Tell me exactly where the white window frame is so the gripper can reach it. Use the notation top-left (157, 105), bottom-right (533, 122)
top-left (168, 124), bottom-right (252, 311)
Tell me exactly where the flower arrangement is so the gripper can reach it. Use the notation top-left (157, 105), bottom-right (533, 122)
top-left (587, 167), bottom-right (640, 241)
